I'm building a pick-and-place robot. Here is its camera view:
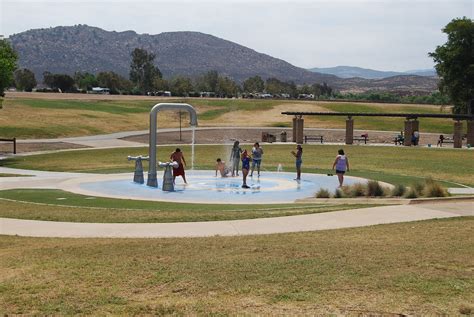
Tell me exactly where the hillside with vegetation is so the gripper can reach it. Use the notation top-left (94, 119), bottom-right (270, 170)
top-left (9, 25), bottom-right (438, 94)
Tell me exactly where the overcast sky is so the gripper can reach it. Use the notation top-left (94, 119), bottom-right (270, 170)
top-left (1, 0), bottom-right (472, 71)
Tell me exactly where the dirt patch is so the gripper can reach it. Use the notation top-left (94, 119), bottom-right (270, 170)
top-left (121, 128), bottom-right (449, 146)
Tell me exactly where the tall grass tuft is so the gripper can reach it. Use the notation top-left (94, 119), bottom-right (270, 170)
top-left (334, 188), bottom-right (344, 198)
top-left (391, 184), bottom-right (407, 197)
top-left (316, 188), bottom-right (331, 198)
top-left (366, 180), bottom-right (385, 197)
top-left (350, 183), bottom-right (366, 197)
top-left (423, 178), bottom-right (448, 197)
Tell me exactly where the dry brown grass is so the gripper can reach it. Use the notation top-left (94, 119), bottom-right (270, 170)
top-left (1, 217), bottom-right (472, 315)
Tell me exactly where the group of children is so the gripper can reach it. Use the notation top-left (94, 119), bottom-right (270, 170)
top-left (171, 142), bottom-right (350, 189)
top-left (216, 141), bottom-right (264, 188)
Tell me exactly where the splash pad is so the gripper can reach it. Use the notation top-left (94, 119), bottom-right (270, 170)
top-left (61, 170), bottom-right (368, 204)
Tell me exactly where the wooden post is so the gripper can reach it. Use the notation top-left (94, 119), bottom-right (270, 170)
top-left (466, 120), bottom-right (474, 147)
top-left (345, 117), bottom-right (354, 145)
top-left (453, 120), bottom-right (463, 148)
top-left (292, 117), bottom-right (297, 142)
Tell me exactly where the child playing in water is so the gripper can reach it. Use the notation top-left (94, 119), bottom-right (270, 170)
top-left (241, 149), bottom-right (251, 188)
top-left (170, 148), bottom-right (187, 184)
top-left (215, 158), bottom-right (231, 177)
top-left (230, 140), bottom-right (242, 176)
top-left (332, 149), bottom-right (349, 187)
top-left (291, 144), bottom-right (303, 181)
top-left (250, 142), bottom-right (264, 177)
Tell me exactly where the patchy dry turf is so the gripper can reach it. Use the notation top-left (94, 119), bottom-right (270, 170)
top-left (0, 217), bottom-right (473, 315)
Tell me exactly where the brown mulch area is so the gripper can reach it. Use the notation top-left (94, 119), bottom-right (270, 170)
top-left (0, 142), bottom-right (89, 154)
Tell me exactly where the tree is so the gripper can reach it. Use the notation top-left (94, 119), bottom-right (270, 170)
top-left (43, 72), bottom-right (75, 92)
top-left (170, 76), bottom-right (194, 96)
top-left (0, 39), bottom-right (18, 97)
top-left (429, 17), bottom-right (474, 114)
top-left (97, 71), bottom-right (132, 94)
top-left (243, 75), bottom-right (264, 93)
top-left (129, 48), bottom-right (162, 94)
top-left (74, 71), bottom-right (98, 91)
top-left (14, 68), bottom-right (37, 92)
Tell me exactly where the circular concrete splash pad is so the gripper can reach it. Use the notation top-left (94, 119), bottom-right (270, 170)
top-left (60, 170), bottom-right (368, 204)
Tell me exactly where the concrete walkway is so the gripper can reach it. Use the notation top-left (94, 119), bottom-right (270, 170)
top-left (0, 202), bottom-right (472, 238)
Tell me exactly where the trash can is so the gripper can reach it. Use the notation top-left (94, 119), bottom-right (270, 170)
top-left (280, 131), bottom-right (287, 142)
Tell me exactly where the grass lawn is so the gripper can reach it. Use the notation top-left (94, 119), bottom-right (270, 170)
top-left (1, 217), bottom-right (473, 315)
top-left (2, 144), bottom-right (473, 186)
top-left (0, 95), bottom-right (459, 138)
top-left (0, 189), bottom-right (374, 223)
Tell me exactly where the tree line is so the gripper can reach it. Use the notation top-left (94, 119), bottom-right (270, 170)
top-left (12, 47), bottom-right (336, 99)
top-left (1, 17), bottom-right (473, 113)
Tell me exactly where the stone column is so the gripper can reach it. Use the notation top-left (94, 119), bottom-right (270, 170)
top-left (467, 120), bottom-right (474, 147)
top-left (295, 117), bottom-right (304, 144)
top-left (345, 117), bottom-right (354, 145)
top-left (453, 120), bottom-right (463, 148)
top-left (404, 120), bottom-right (413, 146)
top-left (292, 117), bottom-right (297, 142)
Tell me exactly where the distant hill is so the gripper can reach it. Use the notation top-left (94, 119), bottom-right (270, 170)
top-left (308, 66), bottom-right (437, 79)
top-left (9, 25), bottom-right (438, 94)
top-left (9, 25), bottom-right (337, 85)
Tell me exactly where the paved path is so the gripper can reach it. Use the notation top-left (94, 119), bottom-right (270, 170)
top-left (0, 202), bottom-right (472, 238)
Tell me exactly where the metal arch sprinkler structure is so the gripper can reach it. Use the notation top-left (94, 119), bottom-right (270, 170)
top-left (146, 103), bottom-right (198, 187)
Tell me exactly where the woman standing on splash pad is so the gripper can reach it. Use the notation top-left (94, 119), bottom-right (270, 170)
top-left (170, 148), bottom-right (187, 184)
top-left (332, 149), bottom-right (349, 187)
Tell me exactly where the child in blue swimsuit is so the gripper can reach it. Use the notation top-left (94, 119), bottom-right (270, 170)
top-left (241, 150), bottom-right (251, 188)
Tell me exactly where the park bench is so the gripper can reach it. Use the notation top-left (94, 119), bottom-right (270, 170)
top-left (261, 132), bottom-right (276, 143)
top-left (353, 134), bottom-right (369, 144)
top-left (0, 137), bottom-right (17, 154)
top-left (304, 135), bottom-right (324, 144)
top-left (393, 135), bottom-right (404, 145)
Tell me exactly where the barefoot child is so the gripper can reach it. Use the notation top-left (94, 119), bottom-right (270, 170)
top-left (215, 158), bottom-right (231, 177)
top-left (170, 148), bottom-right (187, 184)
top-left (241, 150), bottom-right (251, 188)
top-left (332, 149), bottom-right (349, 187)
top-left (291, 144), bottom-right (303, 180)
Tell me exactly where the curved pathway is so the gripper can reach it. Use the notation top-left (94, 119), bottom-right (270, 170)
top-left (0, 202), bottom-right (472, 238)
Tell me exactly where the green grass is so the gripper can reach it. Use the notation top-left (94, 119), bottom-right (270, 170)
top-left (2, 144), bottom-right (473, 186)
top-left (1, 217), bottom-right (472, 314)
top-left (16, 99), bottom-right (152, 115)
top-left (0, 189), bottom-right (373, 223)
top-left (2, 97), bottom-right (460, 138)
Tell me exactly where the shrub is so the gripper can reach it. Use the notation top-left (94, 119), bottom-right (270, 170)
top-left (350, 183), bottom-right (366, 197)
top-left (412, 181), bottom-right (425, 196)
top-left (334, 188), bottom-right (344, 198)
top-left (404, 187), bottom-right (419, 199)
top-left (424, 180), bottom-right (448, 197)
top-left (366, 180), bottom-right (385, 197)
top-left (391, 184), bottom-right (407, 197)
top-left (316, 188), bottom-right (331, 198)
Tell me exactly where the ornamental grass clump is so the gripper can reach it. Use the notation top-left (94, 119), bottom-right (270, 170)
top-left (391, 184), bottom-right (407, 197)
top-left (316, 188), bottom-right (331, 198)
top-left (350, 183), bottom-right (366, 197)
top-left (423, 178), bottom-right (448, 197)
top-left (334, 188), bottom-right (344, 198)
top-left (366, 180), bottom-right (385, 197)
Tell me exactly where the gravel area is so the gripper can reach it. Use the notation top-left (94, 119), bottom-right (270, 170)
top-left (122, 128), bottom-right (457, 147)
